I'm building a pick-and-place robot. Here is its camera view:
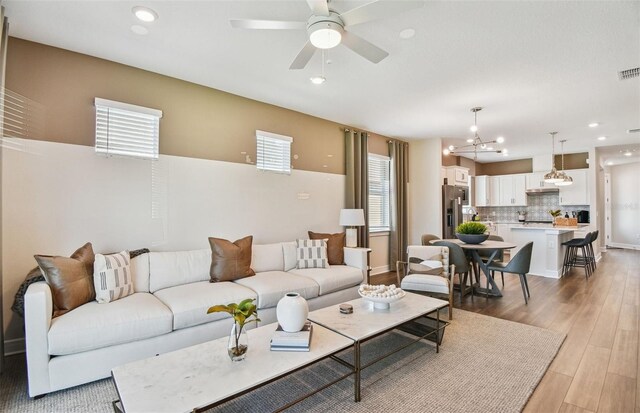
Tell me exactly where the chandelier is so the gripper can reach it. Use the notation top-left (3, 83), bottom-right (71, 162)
top-left (442, 107), bottom-right (506, 160)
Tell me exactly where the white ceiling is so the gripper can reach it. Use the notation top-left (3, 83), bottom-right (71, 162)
top-left (4, 0), bottom-right (640, 162)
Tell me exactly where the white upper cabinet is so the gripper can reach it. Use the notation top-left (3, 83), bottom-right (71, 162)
top-left (525, 172), bottom-right (557, 190)
top-left (559, 169), bottom-right (589, 205)
top-left (499, 174), bottom-right (527, 206)
top-left (444, 166), bottom-right (469, 186)
top-left (474, 175), bottom-right (489, 206)
top-left (489, 176), bottom-right (501, 206)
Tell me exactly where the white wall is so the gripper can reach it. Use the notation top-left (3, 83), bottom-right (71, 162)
top-left (609, 161), bottom-right (640, 248)
top-left (408, 138), bottom-right (443, 245)
top-left (2, 138), bottom-right (345, 343)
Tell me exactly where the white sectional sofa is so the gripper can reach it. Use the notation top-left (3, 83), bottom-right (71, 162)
top-left (24, 242), bottom-right (368, 397)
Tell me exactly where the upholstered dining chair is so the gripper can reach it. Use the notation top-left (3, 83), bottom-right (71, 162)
top-left (487, 242), bottom-right (534, 304)
top-left (433, 240), bottom-right (474, 302)
top-left (421, 234), bottom-right (441, 245)
top-left (396, 245), bottom-right (455, 319)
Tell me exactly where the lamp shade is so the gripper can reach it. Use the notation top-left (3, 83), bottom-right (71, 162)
top-left (339, 209), bottom-right (365, 226)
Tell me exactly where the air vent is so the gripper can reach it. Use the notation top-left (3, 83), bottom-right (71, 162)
top-left (619, 67), bottom-right (640, 80)
top-left (628, 128), bottom-right (640, 134)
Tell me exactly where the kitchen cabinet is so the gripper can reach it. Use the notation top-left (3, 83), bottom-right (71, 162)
top-left (444, 166), bottom-right (469, 187)
top-left (489, 176), bottom-right (501, 206)
top-left (526, 172), bottom-right (557, 190)
top-left (498, 174), bottom-right (527, 206)
top-left (559, 169), bottom-right (589, 206)
top-left (474, 175), bottom-right (489, 206)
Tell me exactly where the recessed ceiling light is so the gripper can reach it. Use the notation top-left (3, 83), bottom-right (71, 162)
top-left (399, 28), bottom-right (415, 39)
top-left (310, 76), bottom-right (326, 85)
top-left (130, 25), bottom-right (149, 35)
top-left (624, 151), bottom-right (632, 156)
top-left (496, 136), bottom-right (504, 143)
top-left (466, 139), bottom-right (474, 143)
top-left (132, 6), bottom-right (158, 23)
top-left (597, 136), bottom-right (607, 141)
top-left (588, 122), bottom-right (599, 128)
top-left (607, 161), bottom-right (614, 165)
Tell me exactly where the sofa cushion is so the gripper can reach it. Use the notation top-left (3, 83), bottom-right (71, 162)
top-left (288, 265), bottom-right (363, 295)
top-left (48, 293), bottom-right (172, 355)
top-left (209, 236), bottom-right (255, 282)
top-left (234, 271), bottom-right (319, 309)
top-left (148, 249), bottom-right (211, 293)
top-left (34, 242), bottom-right (96, 317)
top-left (251, 243), bottom-right (284, 273)
top-left (282, 242), bottom-right (297, 271)
top-left (130, 252), bottom-right (150, 293)
top-left (308, 231), bottom-right (345, 265)
top-left (401, 274), bottom-right (449, 295)
top-left (94, 251), bottom-right (133, 303)
top-left (153, 281), bottom-right (257, 330)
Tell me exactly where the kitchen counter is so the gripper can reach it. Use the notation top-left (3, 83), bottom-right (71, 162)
top-left (510, 225), bottom-right (578, 235)
top-left (509, 226), bottom-right (576, 278)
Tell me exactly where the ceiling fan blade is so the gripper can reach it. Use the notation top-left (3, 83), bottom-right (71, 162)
top-left (340, 0), bottom-right (423, 27)
top-left (230, 19), bottom-right (306, 30)
top-left (306, 0), bottom-right (330, 16)
top-left (290, 41), bottom-right (317, 70)
top-left (341, 31), bottom-right (389, 64)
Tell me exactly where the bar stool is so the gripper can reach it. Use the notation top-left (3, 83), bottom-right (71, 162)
top-left (562, 232), bottom-right (593, 279)
top-left (588, 230), bottom-right (599, 271)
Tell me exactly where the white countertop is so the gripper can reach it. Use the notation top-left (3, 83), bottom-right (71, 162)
top-left (510, 225), bottom-right (577, 234)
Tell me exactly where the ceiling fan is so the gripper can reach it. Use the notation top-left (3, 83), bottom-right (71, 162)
top-left (230, 0), bottom-right (422, 70)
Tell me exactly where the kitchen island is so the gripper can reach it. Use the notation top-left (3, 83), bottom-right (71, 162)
top-left (509, 225), bottom-right (577, 278)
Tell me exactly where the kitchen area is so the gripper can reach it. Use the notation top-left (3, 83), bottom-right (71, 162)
top-left (442, 153), bottom-right (594, 278)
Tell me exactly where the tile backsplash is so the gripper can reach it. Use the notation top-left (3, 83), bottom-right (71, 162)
top-left (474, 193), bottom-right (589, 222)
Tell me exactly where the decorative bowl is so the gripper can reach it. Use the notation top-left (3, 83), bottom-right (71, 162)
top-left (358, 285), bottom-right (406, 310)
top-left (455, 233), bottom-right (489, 244)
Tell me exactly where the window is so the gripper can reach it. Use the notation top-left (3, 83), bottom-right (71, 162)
top-left (256, 130), bottom-right (292, 174)
top-left (95, 98), bottom-right (162, 159)
top-left (368, 154), bottom-right (391, 232)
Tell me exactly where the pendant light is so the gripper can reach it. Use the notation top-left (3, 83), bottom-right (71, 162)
top-left (543, 132), bottom-right (564, 183)
top-left (555, 139), bottom-right (573, 186)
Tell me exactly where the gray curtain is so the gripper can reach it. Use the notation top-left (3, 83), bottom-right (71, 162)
top-left (344, 130), bottom-right (369, 248)
top-left (389, 140), bottom-right (409, 269)
top-left (0, 7), bottom-right (8, 373)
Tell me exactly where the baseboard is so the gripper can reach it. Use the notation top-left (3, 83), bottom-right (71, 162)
top-left (4, 338), bottom-right (25, 356)
top-left (370, 265), bottom-right (390, 276)
top-left (607, 243), bottom-right (640, 251)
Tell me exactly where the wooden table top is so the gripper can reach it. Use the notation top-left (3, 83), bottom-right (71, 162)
top-left (431, 239), bottom-right (518, 250)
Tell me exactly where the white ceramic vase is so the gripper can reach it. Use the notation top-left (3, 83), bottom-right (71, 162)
top-left (276, 292), bottom-right (309, 332)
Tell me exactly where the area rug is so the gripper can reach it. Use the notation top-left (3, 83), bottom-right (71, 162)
top-left (0, 310), bottom-right (565, 413)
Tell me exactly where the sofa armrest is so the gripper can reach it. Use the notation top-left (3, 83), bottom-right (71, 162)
top-left (25, 281), bottom-right (53, 397)
top-left (344, 247), bottom-right (370, 284)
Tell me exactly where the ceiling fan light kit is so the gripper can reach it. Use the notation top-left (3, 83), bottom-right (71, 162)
top-left (308, 14), bottom-right (343, 49)
top-left (443, 107), bottom-right (506, 160)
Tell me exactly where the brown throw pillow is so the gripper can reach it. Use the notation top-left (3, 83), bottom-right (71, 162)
top-left (308, 231), bottom-right (345, 265)
top-left (209, 236), bottom-right (255, 282)
top-left (34, 242), bottom-right (96, 317)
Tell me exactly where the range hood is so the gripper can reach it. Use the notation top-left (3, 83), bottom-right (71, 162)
top-left (526, 187), bottom-right (559, 194)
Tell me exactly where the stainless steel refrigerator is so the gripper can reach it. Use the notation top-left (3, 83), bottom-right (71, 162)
top-left (442, 185), bottom-right (467, 239)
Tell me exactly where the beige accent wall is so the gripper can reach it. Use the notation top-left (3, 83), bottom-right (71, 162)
top-left (6, 38), bottom-right (399, 175)
top-left (554, 153), bottom-right (589, 170)
top-left (476, 158), bottom-right (533, 176)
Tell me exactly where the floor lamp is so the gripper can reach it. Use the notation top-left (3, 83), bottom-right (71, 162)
top-left (339, 209), bottom-right (365, 248)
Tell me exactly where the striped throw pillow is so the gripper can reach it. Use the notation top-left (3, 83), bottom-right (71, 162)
top-left (296, 239), bottom-right (329, 269)
top-left (93, 251), bottom-right (133, 303)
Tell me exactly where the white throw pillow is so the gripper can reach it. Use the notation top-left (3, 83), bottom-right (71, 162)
top-left (94, 251), bottom-right (133, 303)
top-left (296, 239), bottom-right (329, 269)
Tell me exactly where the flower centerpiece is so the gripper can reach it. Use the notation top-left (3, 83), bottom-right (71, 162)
top-left (207, 298), bottom-right (260, 362)
top-left (455, 221), bottom-right (489, 244)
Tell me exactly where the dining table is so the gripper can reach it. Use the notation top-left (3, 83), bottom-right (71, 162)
top-left (432, 239), bottom-right (518, 298)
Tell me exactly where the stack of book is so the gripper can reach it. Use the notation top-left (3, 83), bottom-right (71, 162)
top-left (270, 321), bottom-right (313, 352)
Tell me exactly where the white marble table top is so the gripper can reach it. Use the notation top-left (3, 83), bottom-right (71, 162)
top-left (434, 239), bottom-right (517, 250)
top-left (307, 293), bottom-right (448, 341)
top-left (111, 322), bottom-right (353, 413)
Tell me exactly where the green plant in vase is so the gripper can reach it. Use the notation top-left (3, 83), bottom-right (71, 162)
top-left (207, 298), bottom-right (260, 361)
top-left (455, 221), bottom-right (489, 244)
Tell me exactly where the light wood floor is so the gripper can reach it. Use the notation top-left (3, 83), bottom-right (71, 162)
top-left (373, 248), bottom-right (640, 413)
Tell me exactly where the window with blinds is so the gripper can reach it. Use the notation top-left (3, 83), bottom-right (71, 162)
top-left (256, 130), bottom-right (292, 174)
top-left (95, 98), bottom-right (163, 160)
top-left (368, 154), bottom-right (391, 232)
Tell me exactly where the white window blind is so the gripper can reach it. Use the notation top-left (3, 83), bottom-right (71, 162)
top-left (256, 130), bottom-right (292, 174)
top-left (95, 98), bottom-right (162, 160)
top-left (368, 154), bottom-right (391, 232)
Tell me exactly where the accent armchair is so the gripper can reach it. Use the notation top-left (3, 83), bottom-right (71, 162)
top-left (396, 246), bottom-right (454, 319)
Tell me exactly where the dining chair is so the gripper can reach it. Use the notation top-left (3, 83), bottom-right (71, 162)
top-left (396, 245), bottom-right (455, 319)
top-left (477, 235), bottom-right (505, 287)
top-left (486, 242), bottom-right (534, 304)
top-left (421, 234), bottom-right (441, 245)
top-left (432, 241), bottom-right (474, 302)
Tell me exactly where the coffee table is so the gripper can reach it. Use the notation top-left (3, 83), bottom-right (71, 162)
top-left (307, 292), bottom-right (449, 401)
top-left (111, 323), bottom-right (354, 413)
